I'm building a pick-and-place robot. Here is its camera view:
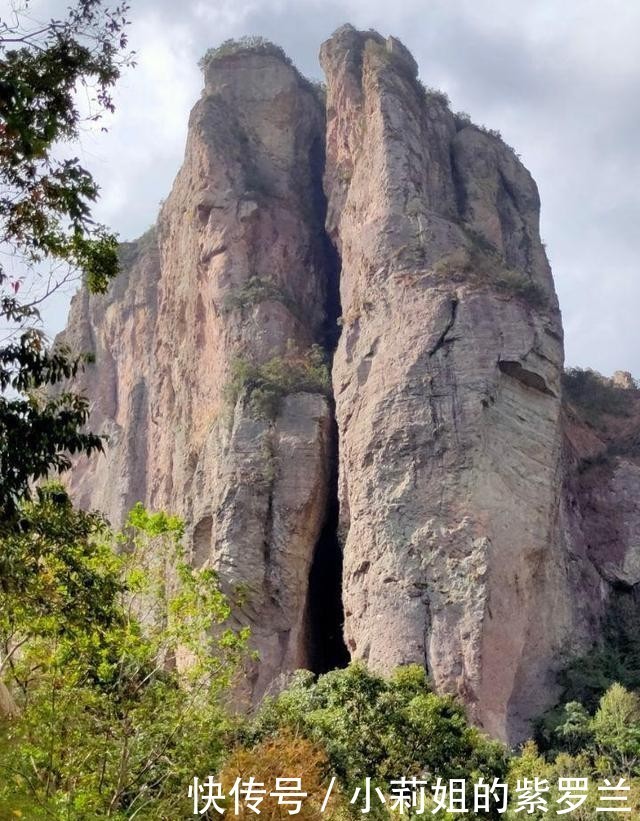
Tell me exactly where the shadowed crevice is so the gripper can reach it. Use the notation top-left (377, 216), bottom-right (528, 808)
top-left (305, 127), bottom-right (348, 673)
top-left (306, 413), bottom-right (350, 673)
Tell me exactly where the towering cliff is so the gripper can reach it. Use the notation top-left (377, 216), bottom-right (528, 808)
top-left (58, 28), bottom-right (640, 742)
top-left (61, 42), bottom-right (338, 700)
top-left (319, 27), bottom-right (574, 741)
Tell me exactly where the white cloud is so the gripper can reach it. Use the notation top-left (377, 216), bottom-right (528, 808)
top-left (35, 0), bottom-right (640, 376)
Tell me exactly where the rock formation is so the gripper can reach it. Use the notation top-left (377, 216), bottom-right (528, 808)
top-left (320, 26), bottom-right (574, 741)
top-left (61, 43), bottom-right (338, 700)
top-left (57, 27), bottom-right (640, 743)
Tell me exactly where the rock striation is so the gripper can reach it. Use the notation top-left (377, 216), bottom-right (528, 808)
top-left (320, 26), bottom-right (573, 742)
top-left (60, 43), bottom-right (337, 701)
top-left (58, 28), bottom-right (640, 742)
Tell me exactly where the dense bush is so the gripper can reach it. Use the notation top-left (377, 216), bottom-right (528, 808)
top-left (518, 684), bottom-right (640, 819)
top-left (0, 491), bottom-right (247, 818)
top-left (229, 666), bottom-right (640, 819)
top-left (454, 110), bottom-right (473, 130)
top-left (492, 267), bottom-right (548, 307)
top-left (220, 731), bottom-right (347, 818)
top-left (241, 664), bottom-right (508, 819)
top-left (418, 82), bottom-right (451, 107)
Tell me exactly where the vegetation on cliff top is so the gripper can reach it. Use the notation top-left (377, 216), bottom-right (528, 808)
top-left (199, 36), bottom-right (292, 70)
top-left (563, 367), bottom-right (638, 426)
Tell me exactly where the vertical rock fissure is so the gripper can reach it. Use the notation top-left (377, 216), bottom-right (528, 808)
top-left (306, 411), bottom-right (350, 673)
top-left (305, 133), bottom-right (349, 672)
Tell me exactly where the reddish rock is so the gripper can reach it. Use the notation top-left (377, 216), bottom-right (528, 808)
top-left (58, 29), bottom-right (640, 741)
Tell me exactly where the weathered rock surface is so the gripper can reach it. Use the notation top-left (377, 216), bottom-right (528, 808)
top-left (59, 27), bottom-right (640, 742)
top-left (320, 25), bottom-right (579, 742)
top-left (58, 45), bottom-right (335, 701)
top-left (562, 380), bottom-right (640, 636)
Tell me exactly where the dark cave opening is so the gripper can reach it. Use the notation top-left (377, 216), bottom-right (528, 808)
top-left (305, 133), bottom-right (349, 674)
top-left (306, 416), bottom-right (350, 674)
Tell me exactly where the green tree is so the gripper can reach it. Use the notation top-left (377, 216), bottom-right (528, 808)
top-left (0, 491), bottom-right (248, 818)
top-left (553, 701), bottom-right (593, 755)
top-left (0, 0), bottom-right (133, 522)
top-left (504, 741), bottom-right (555, 819)
top-left (514, 683), bottom-right (640, 819)
top-left (243, 663), bottom-right (507, 819)
top-left (592, 683), bottom-right (640, 774)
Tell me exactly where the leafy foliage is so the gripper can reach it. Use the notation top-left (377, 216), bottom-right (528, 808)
top-left (558, 646), bottom-right (640, 716)
top-left (0, 0), bottom-right (131, 288)
top-left (417, 82), bottom-right (450, 107)
top-left (220, 730), bottom-right (347, 818)
top-left (454, 111), bottom-right (472, 130)
top-left (242, 664), bottom-right (508, 819)
top-left (537, 597), bottom-right (640, 748)
top-left (509, 685), bottom-right (640, 819)
top-left (0, 0), bottom-right (133, 524)
top-left (592, 684), bottom-right (640, 773)
top-left (492, 267), bottom-right (548, 307)
top-left (225, 343), bottom-right (331, 420)
top-left (0, 484), bottom-right (120, 650)
top-left (0, 491), bottom-right (248, 818)
top-left (222, 275), bottom-right (296, 315)
top-left (0, 339), bottom-right (104, 522)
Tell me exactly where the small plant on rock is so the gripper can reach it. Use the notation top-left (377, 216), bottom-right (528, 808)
top-left (222, 276), bottom-right (295, 315)
top-left (225, 343), bottom-right (331, 420)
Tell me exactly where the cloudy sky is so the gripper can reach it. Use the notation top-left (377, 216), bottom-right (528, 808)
top-left (30, 0), bottom-right (640, 376)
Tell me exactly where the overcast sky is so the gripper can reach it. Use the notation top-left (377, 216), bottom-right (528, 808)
top-left (30, 0), bottom-right (640, 376)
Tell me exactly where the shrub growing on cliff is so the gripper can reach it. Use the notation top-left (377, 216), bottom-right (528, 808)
top-left (493, 267), bottom-right (548, 308)
top-left (225, 344), bottom-right (331, 420)
top-left (454, 111), bottom-right (473, 130)
top-left (431, 231), bottom-right (548, 310)
top-left (465, 231), bottom-right (548, 308)
top-left (418, 82), bottom-right (451, 107)
top-left (222, 275), bottom-right (297, 315)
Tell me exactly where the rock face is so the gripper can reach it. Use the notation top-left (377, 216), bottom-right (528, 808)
top-left (59, 28), bottom-right (640, 742)
top-left (561, 376), bottom-right (640, 652)
top-left (59, 44), bottom-right (336, 701)
top-left (320, 26), bottom-right (576, 742)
